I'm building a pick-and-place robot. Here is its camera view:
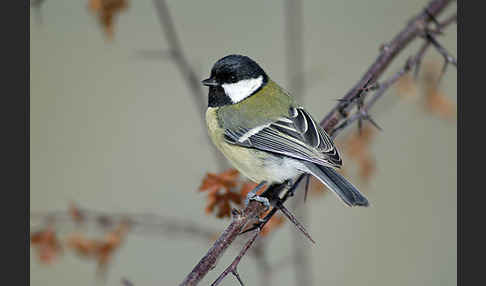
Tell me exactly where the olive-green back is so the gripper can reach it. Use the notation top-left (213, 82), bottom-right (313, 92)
top-left (217, 80), bottom-right (296, 130)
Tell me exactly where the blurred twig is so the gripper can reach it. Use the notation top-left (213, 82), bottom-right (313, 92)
top-left (31, 204), bottom-right (219, 241)
top-left (152, 0), bottom-right (205, 114)
top-left (284, 0), bottom-right (313, 285)
top-left (285, 0), bottom-right (304, 98)
top-left (151, 0), bottom-right (228, 170)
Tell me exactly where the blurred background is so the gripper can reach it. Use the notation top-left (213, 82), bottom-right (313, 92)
top-left (30, 0), bottom-right (457, 285)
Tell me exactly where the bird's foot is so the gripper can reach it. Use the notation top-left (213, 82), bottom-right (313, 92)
top-left (244, 181), bottom-right (270, 209)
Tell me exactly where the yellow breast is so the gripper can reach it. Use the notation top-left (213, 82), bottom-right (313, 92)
top-left (205, 107), bottom-right (271, 183)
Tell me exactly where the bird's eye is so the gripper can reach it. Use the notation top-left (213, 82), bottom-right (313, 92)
top-left (230, 75), bottom-right (237, 82)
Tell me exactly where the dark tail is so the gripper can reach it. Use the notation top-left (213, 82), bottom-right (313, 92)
top-left (303, 163), bottom-right (369, 207)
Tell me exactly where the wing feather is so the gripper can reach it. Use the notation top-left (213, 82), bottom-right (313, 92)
top-left (224, 106), bottom-right (342, 168)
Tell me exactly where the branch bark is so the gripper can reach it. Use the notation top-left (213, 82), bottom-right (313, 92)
top-left (180, 202), bottom-right (267, 286)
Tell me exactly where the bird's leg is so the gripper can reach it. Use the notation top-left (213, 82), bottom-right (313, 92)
top-left (244, 181), bottom-right (270, 209)
top-left (240, 177), bottom-right (307, 236)
top-left (262, 183), bottom-right (287, 202)
top-left (284, 174), bottom-right (306, 198)
top-left (240, 183), bottom-right (286, 235)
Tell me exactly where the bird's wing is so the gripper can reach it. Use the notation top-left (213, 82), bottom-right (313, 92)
top-left (224, 106), bottom-right (342, 168)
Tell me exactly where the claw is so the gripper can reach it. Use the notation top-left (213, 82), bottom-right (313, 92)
top-left (243, 181), bottom-right (267, 207)
top-left (245, 193), bottom-right (270, 210)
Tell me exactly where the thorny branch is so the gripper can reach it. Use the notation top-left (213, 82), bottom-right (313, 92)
top-left (319, 0), bottom-right (455, 133)
top-left (180, 0), bottom-right (456, 285)
top-left (180, 199), bottom-right (268, 286)
top-left (331, 14), bottom-right (456, 138)
top-left (211, 229), bottom-right (261, 286)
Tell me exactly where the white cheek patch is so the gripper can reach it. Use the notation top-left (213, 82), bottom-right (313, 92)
top-left (221, 76), bottom-right (263, 104)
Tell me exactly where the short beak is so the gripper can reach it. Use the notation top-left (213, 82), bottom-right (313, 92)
top-left (201, 78), bottom-right (219, 87)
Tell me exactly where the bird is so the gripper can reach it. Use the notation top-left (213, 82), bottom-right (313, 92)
top-left (202, 54), bottom-right (369, 207)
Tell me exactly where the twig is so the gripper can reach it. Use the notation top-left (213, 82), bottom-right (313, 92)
top-left (152, 0), bottom-right (205, 114)
top-left (211, 181), bottom-right (310, 286)
top-left (277, 198), bottom-right (315, 244)
top-left (180, 1), bottom-right (455, 285)
top-left (31, 206), bottom-right (219, 241)
top-left (330, 9), bottom-right (456, 138)
top-left (320, 0), bottom-right (453, 133)
top-left (284, 0), bottom-right (314, 284)
top-left (180, 201), bottom-right (267, 286)
top-left (424, 32), bottom-right (457, 84)
top-left (285, 0), bottom-right (304, 98)
top-left (211, 229), bottom-right (261, 286)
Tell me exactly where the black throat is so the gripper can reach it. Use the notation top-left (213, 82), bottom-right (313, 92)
top-left (208, 86), bottom-right (233, 107)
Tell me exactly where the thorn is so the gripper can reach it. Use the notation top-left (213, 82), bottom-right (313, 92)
top-left (425, 33), bottom-right (457, 67)
top-left (437, 59), bottom-right (449, 85)
top-left (414, 57), bottom-right (423, 79)
top-left (404, 56), bottom-right (414, 72)
top-left (357, 96), bottom-right (365, 135)
top-left (425, 27), bottom-right (444, 36)
top-left (364, 113), bottom-right (383, 131)
top-left (232, 269), bottom-right (245, 286)
top-left (424, 8), bottom-right (440, 28)
top-left (304, 175), bottom-right (310, 203)
top-left (239, 208), bottom-right (278, 236)
top-left (359, 82), bottom-right (380, 93)
top-left (276, 201), bottom-right (315, 244)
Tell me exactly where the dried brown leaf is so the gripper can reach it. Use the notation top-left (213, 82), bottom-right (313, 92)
top-left (421, 61), bottom-right (456, 119)
top-left (88, 0), bottom-right (128, 39)
top-left (395, 73), bottom-right (418, 98)
top-left (338, 126), bottom-right (377, 183)
top-left (30, 227), bottom-right (62, 264)
top-left (199, 169), bottom-right (239, 194)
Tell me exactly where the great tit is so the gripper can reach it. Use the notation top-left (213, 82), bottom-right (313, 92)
top-left (202, 54), bottom-right (369, 207)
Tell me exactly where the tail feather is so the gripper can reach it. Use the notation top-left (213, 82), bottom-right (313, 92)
top-left (303, 163), bottom-right (369, 207)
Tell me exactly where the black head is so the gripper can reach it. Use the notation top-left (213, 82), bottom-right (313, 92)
top-left (202, 55), bottom-right (269, 107)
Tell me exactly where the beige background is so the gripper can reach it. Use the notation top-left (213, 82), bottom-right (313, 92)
top-left (30, 0), bottom-right (457, 285)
